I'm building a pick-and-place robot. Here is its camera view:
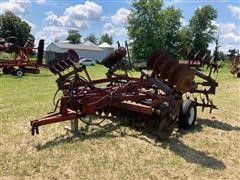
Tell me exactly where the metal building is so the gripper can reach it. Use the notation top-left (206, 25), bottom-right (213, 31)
top-left (98, 42), bottom-right (114, 58)
top-left (46, 42), bottom-right (104, 62)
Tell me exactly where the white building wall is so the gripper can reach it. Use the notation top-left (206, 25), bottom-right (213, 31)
top-left (46, 43), bottom-right (104, 62)
top-left (75, 49), bottom-right (104, 62)
top-left (46, 43), bottom-right (65, 52)
top-left (102, 47), bottom-right (114, 58)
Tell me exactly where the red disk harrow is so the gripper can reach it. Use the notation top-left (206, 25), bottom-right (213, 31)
top-left (0, 37), bottom-right (44, 77)
top-left (31, 47), bottom-right (219, 139)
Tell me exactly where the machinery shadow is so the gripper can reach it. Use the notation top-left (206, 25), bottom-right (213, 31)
top-left (177, 118), bottom-right (240, 137)
top-left (160, 137), bottom-right (226, 170)
top-left (126, 132), bottom-right (226, 170)
top-left (35, 117), bottom-right (229, 170)
top-left (196, 118), bottom-right (240, 131)
top-left (35, 121), bottom-right (123, 150)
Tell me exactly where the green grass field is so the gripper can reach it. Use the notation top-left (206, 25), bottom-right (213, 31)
top-left (0, 64), bottom-right (239, 179)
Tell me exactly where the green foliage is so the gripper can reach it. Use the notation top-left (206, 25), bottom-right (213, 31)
top-left (162, 6), bottom-right (182, 58)
top-left (84, 33), bottom-right (97, 44)
top-left (177, 27), bottom-right (192, 53)
top-left (180, 5), bottom-right (218, 55)
top-left (66, 30), bottom-right (81, 44)
top-left (99, 33), bottom-right (113, 45)
top-left (0, 11), bottom-right (32, 47)
top-left (127, 0), bottom-right (182, 59)
top-left (128, 0), bottom-right (164, 59)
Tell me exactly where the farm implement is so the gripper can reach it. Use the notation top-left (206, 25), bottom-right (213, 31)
top-left (0, 37), bottom-right (44, 77)
top-left (31, 47), bottom-right (219, 139)
top-left (228, 49), bottom-right (240, 78)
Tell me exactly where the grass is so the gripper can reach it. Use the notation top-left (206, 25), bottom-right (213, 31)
top-left (0, 63), bottom-right (240, 179)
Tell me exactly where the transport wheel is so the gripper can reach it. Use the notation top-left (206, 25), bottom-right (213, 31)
top-left (15, 68), bottom-right (24, 77)
top-left (178, 100), bottom-right (197, 130)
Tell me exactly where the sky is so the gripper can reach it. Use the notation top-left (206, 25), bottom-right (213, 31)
top-left (0, 0), bottom-right (239, 53)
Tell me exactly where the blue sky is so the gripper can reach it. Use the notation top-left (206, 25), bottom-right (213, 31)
top-left (0, 0), bottom-right (239, 52)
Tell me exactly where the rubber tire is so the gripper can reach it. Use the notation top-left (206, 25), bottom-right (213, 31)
top-left (2, 68), bottom-right (12, 74)
top-left (178, 100), bottom-right (197, 130)
top-left (15, 69), bottom-right (24, 77)
top-left (237, 72), bottom-right (240, 78)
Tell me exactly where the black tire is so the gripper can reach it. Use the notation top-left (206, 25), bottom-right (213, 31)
top-left (178, 100), bottom-right (197, 130)
top-left (237, 72), bottom-right (240, 78)
top-left (2, 67), bottom-right (12, 74)
top-left (11, 69), bottom-right (16, 76)
top-left (14, 69), bottom-right (24, 77)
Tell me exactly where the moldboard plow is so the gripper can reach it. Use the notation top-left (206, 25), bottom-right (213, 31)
top-left (31, 47), bottom-right (219, 139)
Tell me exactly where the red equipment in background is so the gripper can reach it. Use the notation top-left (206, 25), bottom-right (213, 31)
top-left (0, 37), bottom-right (44, 77)
top-left (228, 49), bottom-right (240, 78)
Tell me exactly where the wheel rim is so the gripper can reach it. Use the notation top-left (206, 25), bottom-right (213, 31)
top-left (188, 107), bottom-right (195, 125)
top-left (16, 70), bottom-right (23, 77)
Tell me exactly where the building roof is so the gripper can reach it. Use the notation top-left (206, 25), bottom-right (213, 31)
top-left (98, 42), bottom-right (114, 48)
top-left (53, 42), bottom-right (103, 51)
top-left (82, 40), bottom-right (97, 46)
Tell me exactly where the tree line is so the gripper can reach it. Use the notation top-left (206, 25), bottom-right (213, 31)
top-left (0, 11), bottom-right (113, 46)
top-left (1, 0), bottom-right (223, 61)
top-left (0, 11), bottom-right (33, 47)
top-left (66, 30), bottom-right (113, 45)
top-left (127, 0), bottom-right (220, 60)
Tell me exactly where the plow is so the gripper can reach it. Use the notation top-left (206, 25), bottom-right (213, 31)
top-left (0, 37), bottom-right (44, 77)
top-left (31, 46), bottom-right (219, 139)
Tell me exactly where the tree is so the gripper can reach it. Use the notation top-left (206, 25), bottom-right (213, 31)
top-left (188, 5), bottom-right (217, 55)
top-left (0, 11), bottom-right (32, 46)
top-left (66, 30), bottom-right (81, 44)
top-left (177, 27), bottom-right (192, 54)
top-left (162, 6), bottom-right (182, 58)
top-left (84, 33), bottom-right (97, 44)
top-left (213, 33), bottom-right (220, 61)
top-left (127, 0), bottom-right (182, 59)
top-left (99, 33), bottom-right (113, 45)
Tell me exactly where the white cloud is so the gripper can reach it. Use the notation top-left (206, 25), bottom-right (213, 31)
top-left (43, 1), bottom-right (102, 29)
top-left (111, 8), bottom-right (130, 25)
top-left (35, 26), bottom-right (69, 47)
top-left (0, 0), bottom-right (35, 30)
top-left (0, 0), bottom-right (31, 15)
top-left (102, 8), bottom-right (130, 38)
top-left (180, 18), bottom-right (187, 27)
top-left (36, 0), bottom-right (46, 4)
top-left (218, 22), bottom-right (237, 35)
top-left (103, 23), bottom-right (127, 37)
top-left (165, 0), bottom-right (181, 6)
top-left (39, 1), bottom-right (103, 47)
top-left (221, 32), bottom-right (240, 44)
top-left (228, 4), bottom-right (240, 19)
top-left (210, 21), bottom-right (240, 53)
